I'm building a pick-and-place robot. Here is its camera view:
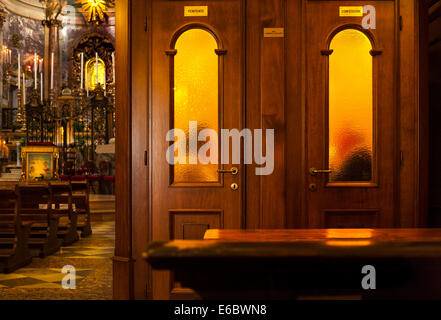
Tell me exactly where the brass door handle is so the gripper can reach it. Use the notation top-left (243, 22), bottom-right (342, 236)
top-left (218, 167), bottom-right (239, 175)
top-left (310, 167), bottom-right (332, 176)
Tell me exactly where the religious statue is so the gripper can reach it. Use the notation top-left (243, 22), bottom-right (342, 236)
top-left (74, 0), bottom-right (115, 25)
top-left (40, 0), bottom-right (67, 21)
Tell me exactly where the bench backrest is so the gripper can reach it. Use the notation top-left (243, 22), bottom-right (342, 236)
top-left (17, 184), bottom-right (52, 223)
top-left (0, 187), bottom-right (20, 228)
top-left (50, 181), bottom-right (73, 215)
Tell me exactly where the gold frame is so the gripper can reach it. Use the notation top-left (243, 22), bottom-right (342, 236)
top-left (21, 145), bottom-right (59, 181)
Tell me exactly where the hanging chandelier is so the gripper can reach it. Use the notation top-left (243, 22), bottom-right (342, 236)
top-left (74, 0), bottom-right (115, 25)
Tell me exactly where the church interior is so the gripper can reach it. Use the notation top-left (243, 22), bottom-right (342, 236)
top-left (0, 0), bottom-right (440, 303)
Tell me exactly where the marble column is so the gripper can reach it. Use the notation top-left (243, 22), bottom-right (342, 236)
top-left (42, 18), bottom-right (62, 100)
top-left (42, 19), bottom-right (50, 101)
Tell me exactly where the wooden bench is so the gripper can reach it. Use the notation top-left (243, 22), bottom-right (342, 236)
top-left (0, 187), bottom-right (33, 273)
top-left (71, 181), bottom-right (92, 237)
top-left (50, 182), bottom-right (79, 246)
top-left (145, 229), bottom-right (441, 299)
top-left (17, 184), bottom-right (62, 258)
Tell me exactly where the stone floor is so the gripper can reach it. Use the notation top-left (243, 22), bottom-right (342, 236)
top-left (0, 220), bottom-right (114, 300)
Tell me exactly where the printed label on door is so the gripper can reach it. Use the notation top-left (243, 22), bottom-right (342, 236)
top-left (264, 28), bottom-right (285, 38)
top-left (184, 6), bottom-right (208, 17)
top-left (339, 6), bottom-right (364, 17)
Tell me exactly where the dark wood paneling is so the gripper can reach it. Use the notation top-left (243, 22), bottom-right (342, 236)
top-left (115, 0), bottom-right (429, 299)
top-left (131, 0), bottom-right (150, 300)
top-left (286, 0), bottom-right (305, 228)
top-left (246, 0), bottom-right (286, 229)
top-left (113, 0), bottom-right (133, 300)
top-left (325, 210), bottom-right (379, 228)
top-left (429, 0), bottom-right (441, 226)
top-left (170, 210), bottom-right (223, 240)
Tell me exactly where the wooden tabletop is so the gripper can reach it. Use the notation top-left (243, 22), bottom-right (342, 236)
top-left (204, 228), bottom-right (441, 243)
top-left (144, 229), bottom-right (441, 299)
top-left (144, 228), bottom-right (441, 267)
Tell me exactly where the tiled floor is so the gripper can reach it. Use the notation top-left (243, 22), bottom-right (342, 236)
top-left (0, 220), bottom-right (114, 300)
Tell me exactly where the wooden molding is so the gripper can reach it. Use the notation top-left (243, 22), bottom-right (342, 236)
top-left (165, 49), bottom-right (177, 56)
top-left (370, 49), bottom-right (383, 56)
top-left (320, 49), bottom-right (333, 56)
top-left (215, 49), bottom-right (228, 56)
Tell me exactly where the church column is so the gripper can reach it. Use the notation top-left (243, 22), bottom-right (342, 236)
top-left (42, 19), bottom-right (62, 101)
top-left (52, 20), bottom-right (62, 95)
top-left (42, 20), bottom-right (50, 101)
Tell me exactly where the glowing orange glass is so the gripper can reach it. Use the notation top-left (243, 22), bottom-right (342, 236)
top-left (329, 29), bottom-right (373, 182)
top-left (173, 29), bottom-right (219, 183)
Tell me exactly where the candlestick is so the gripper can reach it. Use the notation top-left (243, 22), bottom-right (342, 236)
top-left (51, 52), bottom-right (54, 90)
top-left (49, 89), bottom-right (54, 106)
top-left (18, 53), bottom-right (21, 89)
top-left (81, 52), bottom-right (84, 90)
top-left (23, 73), bottom-right (26, 104)
top-left (34, 53), bottom-right (37, 89)
top-left (86, 71), bottom-right (89, 97)
top-left (112, 52), bottom-right (115, 83)
top-left (95, 52), bottom-right (99, 87)
top-left (40, 72), bottom-right (43, 104)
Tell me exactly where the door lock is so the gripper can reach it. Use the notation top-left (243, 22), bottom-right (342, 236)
top-left (309, 183), bottom-right (317, 192)
top-left (231, 183), bottom-right (239, 191)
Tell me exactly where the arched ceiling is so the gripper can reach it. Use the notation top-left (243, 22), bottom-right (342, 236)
top-left (0, 0), bottom-right (114, 24)
top-left (0, 0), bottom-right (45, 20)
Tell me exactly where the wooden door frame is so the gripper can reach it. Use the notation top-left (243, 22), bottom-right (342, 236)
top-left (114, 0), bottom-right (430, 299)
top-left (114, 0), bottom-right (151, 299)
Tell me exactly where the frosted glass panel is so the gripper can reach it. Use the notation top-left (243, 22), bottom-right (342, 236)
top-left (329, 29), bottom-right (373, 182)
top-left (173, 29), bottom-right (219, 183)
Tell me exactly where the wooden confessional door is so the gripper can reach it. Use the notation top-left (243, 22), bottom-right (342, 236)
top-left (305, 1), bottom-right (397, 228)
top-left (151, 0), bottom-right (244, 299)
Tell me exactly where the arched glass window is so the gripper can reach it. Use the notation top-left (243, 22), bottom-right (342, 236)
top-left (328, 29), bottom-right (373, 182)
top-left (172, 28), bottom-right (219, 183)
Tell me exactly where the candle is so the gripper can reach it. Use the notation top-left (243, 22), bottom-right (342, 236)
top-left (34, 53), bottom-right (37, 89)
top-left (51, 52), bottom-right (54, 90)
top-left (40, 72), bottom-right (43, 103)
top-left (112, 52), bottom-right (115, 83)
top-left (23, 73), bottom-right (26, 104)
top-left (17, 53), bottom-right (20, 89)
top-left (80, 52), bottom-right (84, 90)
top-left (16, 143), bottom-right (20, 166)
top-left (104, 69), bottom-right (106, 96)
top-left (86, 71), bottom-right (89, 97)
top-left (95, 52), bottom-right (99, 86)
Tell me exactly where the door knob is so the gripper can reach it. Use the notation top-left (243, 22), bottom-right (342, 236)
top-left (218, 167), bottom-right (239, 175)
top-left (310, 167), bottom-right (332, 176)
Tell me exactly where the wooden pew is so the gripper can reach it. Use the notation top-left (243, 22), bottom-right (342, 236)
top-left (0, 187), bottom-right (33, 273)
top-left (50, 182), bottom-right (79, 246)
top-left (17, 184), bottom-right (62, 258)
top-left (71, 180), bottom-right (92, 237)
top-left (144, 229), bottom-right (441, 300)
